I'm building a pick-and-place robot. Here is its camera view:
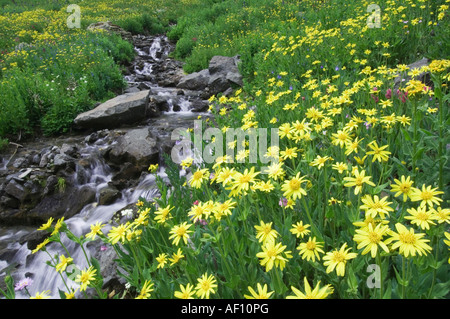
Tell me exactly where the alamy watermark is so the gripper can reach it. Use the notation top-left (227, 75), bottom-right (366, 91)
top-left (170, 120), bottom-right (279, 173)
top-left (367, 4), bottom-right (381, 28)
top-left (67, 4), bottom-right (81, 29)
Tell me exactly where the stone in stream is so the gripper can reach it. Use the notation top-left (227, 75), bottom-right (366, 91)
top-left (106, 127), bottom-right (159, 170)
top-left (73, 90), bottom-right (150, 129)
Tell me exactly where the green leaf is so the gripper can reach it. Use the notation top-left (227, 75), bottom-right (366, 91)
top-left (401, 128), bottom-right (411, 141)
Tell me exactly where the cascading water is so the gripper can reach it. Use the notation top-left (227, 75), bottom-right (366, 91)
top-left (2, 137), bottom-right (167, 299)
top-left (0, 34), bottom-right (200, 299)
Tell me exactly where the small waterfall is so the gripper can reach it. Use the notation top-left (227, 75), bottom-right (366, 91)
top-left (0, 135), bottom-right (168, 299)
top-left (0, 35), bottom-right (206, 299)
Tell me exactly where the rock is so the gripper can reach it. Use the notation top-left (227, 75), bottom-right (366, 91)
top-left (176, 55), bottom-right (243, 97)
top-left (87, 21), bottom-right (133, 43)
top-left (98, 185), bottom-right (121, 206)
top-left (74, 90), bottom-right (150, 129)
top-left (52, 154), bottom-right (75, 170)
top-left (107, 128), bottom-right (159, 169)
top-left (5, 179), bottom-right (28, 202)
top-left (177, 69), bottom-right (211, 91)
top-left (0, 195), bottom-right (19, 209)
top-left (19, 231), bottom-right (50, 252)
top-left (394, 57), bottom-right (430, 90)
top-left (60, 143), bottom-right (78, 157)
top-left (26, 185), bottom-right (96, 225)
top-left (43, 175), bottom-right (58, 196)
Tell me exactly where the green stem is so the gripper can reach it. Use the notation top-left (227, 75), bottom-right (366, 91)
top-left (376, 253), bottom-right (383, 299)
top-left (412, 100), bottom-right (418, 181)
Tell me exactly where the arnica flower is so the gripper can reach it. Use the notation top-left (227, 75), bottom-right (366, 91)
top-left (290, 221), bottom-right (311, 238)
top-left (255, 221), bottom-right (279, 244)
top-left (286, 277), bottom-right (334, 299)
top-left (75, 266), bottom-right (97, 292)
top-left (136, 280), bottom-right (154, 299)
top-left (85, 221), bottom-right (105, 240)
top-left (169, 248), bottom-right (185, 266)
top-left (404, 206), bottom-right (436, 230)
top-left (281, 172), bottom-right (308, 200)
top-left (188, 201), bottom-right (209, 223)
top-left (215, 167), bottom-right (237, 186)
top-left (30, 290), bottom-right (51, 299)
top-left (256, 240), bottom-right (290, 272)
top-left (310, 155), bottom-right (332, 170)
top-left (264, 162), bottom-right (286, 181)
top-left (444, 232), bottom-right (450, 264)
top-left (366, 141), bottom-right (391, 163)
top-left (213, 199), bottom-right (236, 221)
top-left (431, 207), bottom-right (450, 224)
top-left (360, 195), bottom-right (394, 219)
top-left (343, 168), bottom-right (375, 195)
top-left (38, 217), bottom-right (54, 231)
top-left (55, 255), bottom-right (73, 273)
top-left (323, 243), bottom-right (357, 277)
top-left (385, 223), bottom-right (432, 258)
top-left (189, 168), bottom-right (209, 189)
top-left (297, 236), bottom-right (325, 262)
top-left (154, 204), bottom-right (174, 224)
top-left (31, 238), bottom-right (50, 254)
top-left (410, 184), bottom-right (444, 208)
top-left (108, 223), bottom-right (131, 245)
top-left (174, 283), bottom-right (196, 299)
top-left (169, 222), bottom-right (193, 246)
top-left (195, 273), bottom-right (217, 299)
top-left (353, 223), bottom-right (390, 258)
top-left (156, 253), bottom-right (168, 269)
top-left (228, 166), bottom-right (260, 196)
top-left (390, 175), bottom-right (414, 202)
top-left (244, 283), bottom-right (274, 299)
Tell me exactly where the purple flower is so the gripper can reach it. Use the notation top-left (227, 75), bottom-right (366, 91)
top-left (279, 197), bottom-right (288, 207)
top-left (14, 277), bottom-right (33, 291)
top-left (100, 245), bottom-right (108, 251)
top-left (335, 66), bottom-right (340, 71)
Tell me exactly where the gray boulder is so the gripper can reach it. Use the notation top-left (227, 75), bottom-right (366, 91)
top-left (74, 90), bottom-right (150, 129)
top-left (107, 127), bottom-right (159, 169)
top-left (177, 55), bottom-right (243, 96)
top-left (394, 57), bottom-right (430, 91)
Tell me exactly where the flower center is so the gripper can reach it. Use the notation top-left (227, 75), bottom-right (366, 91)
top-left (193, 171), bottom-right (203, 180)
top-left (421, 191), bottom-right (432, 200)
top-left (290, 179), bottom-right (300, 190)
top-left (399, 233), bottom-right (416, 244)
top-left (333, 251), bottom-right (345, 263)
top-left (368, 231), bottom-right (381, 243)
top-left (355, 176), bottom-right (364, 186)
top-left (306, 241), bottom-right (316, 250)
top-left (416, 212), bottom-right (429, 221)
top-left (400, 184), bottom-right (410, 193)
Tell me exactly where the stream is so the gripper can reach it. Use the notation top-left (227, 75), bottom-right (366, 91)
top-left (0, 34), bottom-right (206, 299)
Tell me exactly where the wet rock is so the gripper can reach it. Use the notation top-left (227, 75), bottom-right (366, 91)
top-left (98, 185), bottom-right (121, 206)
top-left (74, 90), bottom-right (150, 129)
top-left (5, 179), bottom-right (28, 202)
top-left (27, 185), bottom-right (96, 225)
top-left (0, 195), bottom-right (19, 209)
top-left (107, 127), bottom-right (159, 169)
top-left (177, 69), bottom-right (210, 91)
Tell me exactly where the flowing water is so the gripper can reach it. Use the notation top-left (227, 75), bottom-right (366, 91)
top-left (0, 35), bottom-right (201, 299)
